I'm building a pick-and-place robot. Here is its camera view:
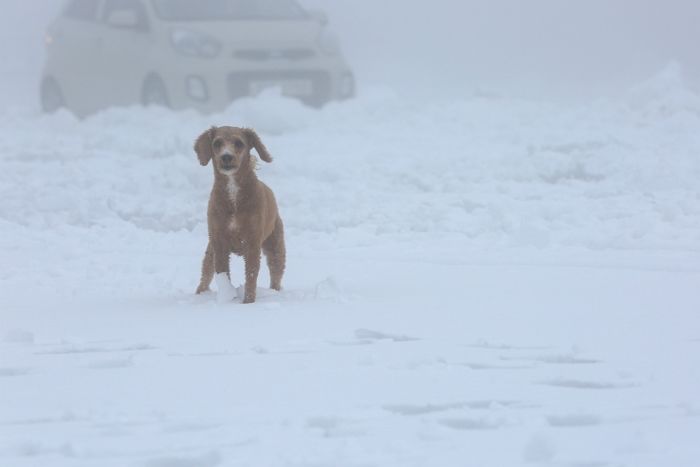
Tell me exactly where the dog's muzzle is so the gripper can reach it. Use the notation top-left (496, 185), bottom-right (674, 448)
top-left (220, 153), bottom-right (237, 171)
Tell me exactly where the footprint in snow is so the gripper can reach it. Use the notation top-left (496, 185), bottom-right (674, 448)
top-left (354, 329), bottom-right (419, 343)
top-left (161, 421), bottom-right (223, 434)
top-left (457, 361), bottom-right (533, 370)
top-left (3, 329), bottom-right (35, 344)
top-left (307, 417), bottom-right (365, 438)
top-left (467, 340), bottom-right (551, 350)
top-left (0, 367), bottom-right (31, 377)
top-left (501, 354), bottom-right (601, 365)
top-left (540, 379), bottom-right (638, 390)
top-left (547, 414), bottom-right (603, 427)
top-left (86, 356), bottom-right (134, 370)
top-left (36, 343), bottom-right (156, 355)
top-left (439, 417), bottom-right (506, 431)
top-left (144, 451), bottom-right (221, 467)
top-left (384, 400), bottom-right (529, 416)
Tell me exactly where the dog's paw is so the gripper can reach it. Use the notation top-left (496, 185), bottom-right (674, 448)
top-left (215, 273), bottom-right (236, 304)
top-left (195, 285), bottom-right (211, 295)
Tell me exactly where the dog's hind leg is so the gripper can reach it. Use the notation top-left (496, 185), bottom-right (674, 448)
top-left (263, 217), bottom-right (286, 291)
top-left (196, 242), bottom-right (215, 294)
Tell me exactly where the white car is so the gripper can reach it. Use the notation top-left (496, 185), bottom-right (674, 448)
top-left (41, 0), bottom-right (355, 116)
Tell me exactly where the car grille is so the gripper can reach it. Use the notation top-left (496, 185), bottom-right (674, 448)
top-left (228, 71), bottom-right (332, 107)
top-left (233, 48), bottom-right (316, 61)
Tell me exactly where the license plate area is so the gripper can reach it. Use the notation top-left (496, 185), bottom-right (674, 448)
top-left (249, 79), bottom-right (313, 97)
top-left (229, 71), bottom-right (331, 106)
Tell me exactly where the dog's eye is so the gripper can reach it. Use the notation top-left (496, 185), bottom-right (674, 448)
top-left (212, 139), bottom-right (223, 149)
top-left (234, 140), bottom-right (244, 150)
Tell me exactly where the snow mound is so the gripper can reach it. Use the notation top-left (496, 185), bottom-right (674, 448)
top-left (625, 62), bottom-right (700, 120)
top-left (1, 66), bottom-right (700, 253)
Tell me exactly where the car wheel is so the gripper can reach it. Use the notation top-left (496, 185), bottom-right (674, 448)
top-left (40, 77), bottom-right (65, 113)
top-left (141, 76), bottom-right (170, 108)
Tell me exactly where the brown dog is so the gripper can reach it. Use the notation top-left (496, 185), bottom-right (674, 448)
top-left (194, 126), bottom-right (285, 304)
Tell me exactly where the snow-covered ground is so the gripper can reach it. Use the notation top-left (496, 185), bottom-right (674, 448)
top-left (1, 65), bottom-right (700, 467)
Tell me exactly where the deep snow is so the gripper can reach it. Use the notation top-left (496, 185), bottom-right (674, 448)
top-left (1, 65), bottom-right (700, 467)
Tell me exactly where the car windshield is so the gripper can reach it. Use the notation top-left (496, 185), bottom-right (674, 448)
top-left (152, 0), bottom-right (308, 21)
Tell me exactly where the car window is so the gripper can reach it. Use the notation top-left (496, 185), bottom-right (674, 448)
top-left (152, 0), bottom-right (308, 21)
top-left (63, 0), bottom-right (100, 21)
top-left (102, 0), bottom-right (150, 31)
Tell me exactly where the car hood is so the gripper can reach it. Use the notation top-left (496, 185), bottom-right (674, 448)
top-left (163, 20), bottom-right (323, 48)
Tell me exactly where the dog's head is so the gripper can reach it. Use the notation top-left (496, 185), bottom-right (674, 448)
top-left (194, 126), bottom-right (272, 175)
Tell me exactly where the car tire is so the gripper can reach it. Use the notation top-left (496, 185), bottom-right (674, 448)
top-left (141, 75), bottom-right (170, 108)
top-left (40, 77), bottom-right (66, 113)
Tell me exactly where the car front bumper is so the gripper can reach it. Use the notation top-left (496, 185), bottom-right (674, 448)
top-left (160, 56), bottom-right (354, 113)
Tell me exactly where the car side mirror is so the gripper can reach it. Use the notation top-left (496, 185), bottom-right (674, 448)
top-left (106, 9), bottom-right (140, 29)
top-left (308, 9), bottom-right (329, 26)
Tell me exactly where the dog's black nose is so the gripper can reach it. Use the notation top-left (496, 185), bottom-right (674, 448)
top-left (221, 154), bottom-right (233, 164)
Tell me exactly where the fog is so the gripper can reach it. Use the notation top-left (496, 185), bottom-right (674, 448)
top-left (306, 0), bottom-right (700, 99)
top-left (3, 2), bottom-right (700, 463)
top-left (0, 0), bottom-right (698, 109)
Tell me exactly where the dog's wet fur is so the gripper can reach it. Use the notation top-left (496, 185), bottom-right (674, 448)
top-left (194, 126), bottom-right (285, 304)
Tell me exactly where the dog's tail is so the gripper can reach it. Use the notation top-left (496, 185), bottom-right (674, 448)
top-left (196, 242), bottom-right (215, 294)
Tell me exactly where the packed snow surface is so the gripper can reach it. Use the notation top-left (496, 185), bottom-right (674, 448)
top-left (1, 66), bottom-right (700, 466)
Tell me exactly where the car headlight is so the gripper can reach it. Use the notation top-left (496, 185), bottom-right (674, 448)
top-left (170, 29), bottom-right (222, 58)
top-left (317, 28), bottom-right (340, 56)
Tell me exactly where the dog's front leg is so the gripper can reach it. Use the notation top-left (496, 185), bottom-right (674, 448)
top-left (213, 242), bottom-right (236, 304)
top-left (243, 248), bottom-right (262, 304)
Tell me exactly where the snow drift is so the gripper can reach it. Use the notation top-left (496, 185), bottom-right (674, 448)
top-left (1, 65), bottom-right (699, 467)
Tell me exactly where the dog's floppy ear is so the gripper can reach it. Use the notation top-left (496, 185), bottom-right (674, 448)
top-left (243, 128), bottom-right (272, 163)
top-left (194, 127), bottom-right (217, 166)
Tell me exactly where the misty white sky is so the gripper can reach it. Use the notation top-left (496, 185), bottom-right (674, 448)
top-left (1, 0), bottom-right (698, 108)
